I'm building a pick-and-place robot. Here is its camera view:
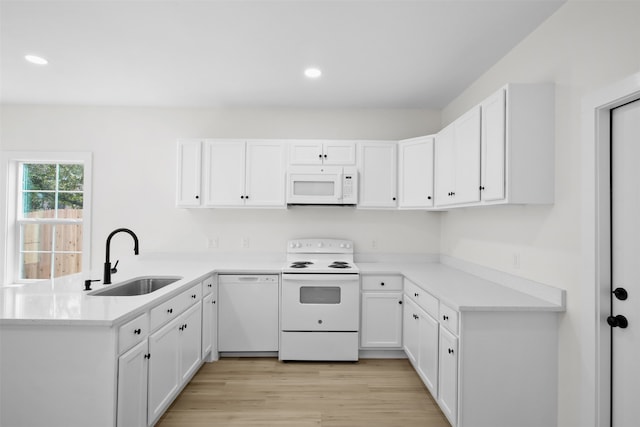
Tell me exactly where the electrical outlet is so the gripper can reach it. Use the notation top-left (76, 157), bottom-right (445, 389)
top-left (207, 237), bottom-right (219, 249)
top-left (241, 237), bottom-right (249, 249)
top-left (513, 253), bottom-right (521, 269)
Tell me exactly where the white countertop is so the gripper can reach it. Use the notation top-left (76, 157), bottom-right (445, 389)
top-left (0, 255), bottom-right (564, 327)
top-left (358, 263), bottom-right (564, 312)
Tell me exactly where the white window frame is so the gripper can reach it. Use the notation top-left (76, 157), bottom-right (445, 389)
top-left (1, 152), bottom-right (92, 285)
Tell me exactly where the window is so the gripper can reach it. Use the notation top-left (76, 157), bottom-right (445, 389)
top-left (1, 152), bottom-right (92, 283)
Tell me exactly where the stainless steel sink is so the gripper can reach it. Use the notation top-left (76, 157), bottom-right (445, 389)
top-left (90, 276), bottom-right (182, 296)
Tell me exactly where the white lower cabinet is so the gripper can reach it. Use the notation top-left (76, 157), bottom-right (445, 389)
top-left (148, 301), bottom-right (202, 426)
top-left (438, 326), bottom-right (459, 426)
top-left (361, 275), bottom-right (403, 348)
top-left (402, 291), bottom-right (439, 397)
top-left (117, 340), bottom-right (149, 427)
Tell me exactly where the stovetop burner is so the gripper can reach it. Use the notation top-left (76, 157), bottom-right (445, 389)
top-left (329, 263), bottom-right (352, 269)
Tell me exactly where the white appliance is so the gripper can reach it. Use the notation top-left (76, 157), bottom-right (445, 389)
top-left (286, 166), bottom-right (358, 206)
top-left (218, 274), bottom-right (279, 353)
top-left (280, 238), bottom-right (360, 361)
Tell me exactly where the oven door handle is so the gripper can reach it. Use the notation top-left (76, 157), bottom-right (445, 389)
top-left (282, 274), bottom-right (359, 282)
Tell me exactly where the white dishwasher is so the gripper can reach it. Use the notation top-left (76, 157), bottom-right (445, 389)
top-left (218, 274), bottom-right (280, 352)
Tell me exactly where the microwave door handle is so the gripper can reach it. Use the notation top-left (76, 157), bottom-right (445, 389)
top-left (336, 172), bottom-right (343, 200)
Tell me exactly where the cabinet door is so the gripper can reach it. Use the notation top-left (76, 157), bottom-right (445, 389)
top-left (418, 309), bottom-right (439, 397)
top-left (202, 293), bottom-right (214, 359)
top-left (481, 88), bottom-right (506, 201)
top-left (434, 125), bottom-right (456, 206)
top-left (360, 291), bottom-right (403, 348)
top-left (323, 141), bottom-right (356, 165)
top-left (117, 340), bottom-right (148, 427)
top-left (180, 302), bottom-right (202, 383)
top-left (288, 141), bottom-right (323, 165)
top-left (358, 142), bottom-right (397, 208)
top-left (402, 297), bottom-right (419, 365)
top-left (148, 317), bottom-right (181, 425)
top-left (203, 140), bottom-right (246, 206)
top-left (398, 136), bottom-right (434, 208)
top-left (453, 106), bottom-right (481, 204)
top-left (438, 327), bottom-right (459, 426)
top-left (245, 141), bottom-right (286, 207)
top-left (176, 140), bottom-right (202, 207)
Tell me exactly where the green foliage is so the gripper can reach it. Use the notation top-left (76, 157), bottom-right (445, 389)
top-left (22, 163), bottom-right (84, 213)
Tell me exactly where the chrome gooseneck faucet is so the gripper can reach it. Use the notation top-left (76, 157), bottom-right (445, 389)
top-left (104, 228), bottom-right (139, 284)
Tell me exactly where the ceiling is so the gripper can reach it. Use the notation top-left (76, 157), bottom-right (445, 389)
top-left (0, 0), bottom-right (565, 109)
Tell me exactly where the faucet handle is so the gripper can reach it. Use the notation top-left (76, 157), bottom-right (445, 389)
top-left (110, 260), bottom-right (119, 274)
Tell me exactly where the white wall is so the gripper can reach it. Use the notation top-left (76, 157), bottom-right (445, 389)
top-left (0, 106), bottom-right (442, 277)
top-left (439, 2), bottom-right (640, 426)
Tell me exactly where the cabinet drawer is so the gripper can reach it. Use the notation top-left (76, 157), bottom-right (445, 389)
top-left (361, 275), bottom-right (402, 291)
top-left (180, 282), bottom-right (202, 307)
top-left (439, 303), bottom-right (459, 335)
top-left (118, 312), bottom-right (149, 354)
top-left (404, 279), bottom-right (438, 318)
top-left (202, 276), bottom-right (215, 296)
top-left (150, 282), bottom-right (200, 331)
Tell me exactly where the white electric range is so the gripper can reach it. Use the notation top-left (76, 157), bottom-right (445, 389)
top-left (279, 238), bottom-right (360, 361)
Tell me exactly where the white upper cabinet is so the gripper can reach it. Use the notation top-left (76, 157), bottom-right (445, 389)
top-left (357, 141), bottom-right (397, 208)
top-left (203, 140), bottom-right (246, 207)
top-left (176, 139), bottom-right (286, 208)
top-left (289, 140), bottom-right (356, 165)
top-left (480, 88), bottom-right (507, 202)
top-left (435, 83), bottom-right (554, 208)
top-left (435, 106), bottom-right (481, 207)
top-left (481, 83), bottom-right (555, 205)
top-left (175, 139), bottom-right (203, 207)
top-left (398, 136), bottom-right (434, 209)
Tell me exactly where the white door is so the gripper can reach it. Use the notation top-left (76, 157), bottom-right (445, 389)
top-left (323, 141), bottom-right (356, 165)
top-left (117, 340), bottom-right (148, 427)
top-left (179, 302), bottom-right (202, 383)
top-left (358, 142), bottom-right (397, 208)
top-left (611, 99), bottom-right (640, 427)
top-left (148, 317), bottom-right (181, 425)
top-left (203, 140), bottom-right (246, 206)
top-left (454, 106), bottom-right (481, 204)
top-left (434, 125), bottom-right (456, 206)
top-left (176, 139), bottom-right (202, 207)
top-left (417, 308), bottom-right (439, 397)
top-left (288, 141), bottom-right (324, 165)
top-left (402, 297), bottom-right (419, 365)
top-left (245, 141), bottom-right (286, 207)
top-left (360, 291), bottom-right (403, 347)
top-left (398, 136), bottom-right (434, 208)
top-left (438, 326), bottom-right (458, 426)
top-left (481, 88), bottom-right (507, 201)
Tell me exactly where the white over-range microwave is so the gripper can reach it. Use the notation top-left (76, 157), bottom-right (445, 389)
top-left (286, 166), bottom-right (358, 206)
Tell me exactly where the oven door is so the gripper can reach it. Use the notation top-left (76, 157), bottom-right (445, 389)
top-left (281, 274), bottom-right (359, 331)
top-left (286, 167), bottom-right (343, 205)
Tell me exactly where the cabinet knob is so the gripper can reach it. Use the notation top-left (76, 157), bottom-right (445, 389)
top-left (208, 284), bottom-right (212, 288)
top-left (195, 195), bottom-right (199, 199)
top-left (398, 300), bottom-right (403, 305)
top-left (443, 315), bottom-right (449, 321)
top-left (380, 282), bottom-right (385, 286)
top-left (448, 348), bottom-right (454, 354)
top-left (479, 186), bottom-right (485, 190)
top-left (167, 308), bottom-right (173, 314)
top-left (427, 196), bottom-right (432, 200)
top-left (613, 287), bottom-right (628, 300)
top-left (133, 328), bottom-right (141, 335)
top-left (324, 154), bottom-right (327, 158)
top-left (318, 154), bottom-right (322, 159)
top-left (192, 294), bottom-right (197, 299)
top-left (144, 353), bottom-right (151, 359)
top-left (392, 197), bottom-right (396, 201)
top-left (240, 195), bottom-right (245, 199)
top-left (213, 300), bottom-right (216, 304)
top-left (414, 293), bottom-right (419, 297)
top-left (245, 195), bottom-right (249, 199)
top-left (607, 315), bottom-right (629, 328)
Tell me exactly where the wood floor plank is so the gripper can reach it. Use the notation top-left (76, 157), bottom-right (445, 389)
top-left (156, 358), bottom-right (450, 427)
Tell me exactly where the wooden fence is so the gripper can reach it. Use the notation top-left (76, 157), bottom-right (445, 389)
top-left (22, 209), bottom-right (83, 279)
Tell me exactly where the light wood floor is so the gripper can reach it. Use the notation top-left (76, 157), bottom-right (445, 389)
top-left (156, 358), bottom-right (450, 427)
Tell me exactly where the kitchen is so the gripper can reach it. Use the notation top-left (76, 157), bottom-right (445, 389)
top-left (1, 1), bottom-right (640, 427)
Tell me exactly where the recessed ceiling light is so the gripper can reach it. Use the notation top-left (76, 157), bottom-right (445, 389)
top-left (25, 55), bottom-right (48, 65)
top-left (304, 68), bottom-right (322, 79)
